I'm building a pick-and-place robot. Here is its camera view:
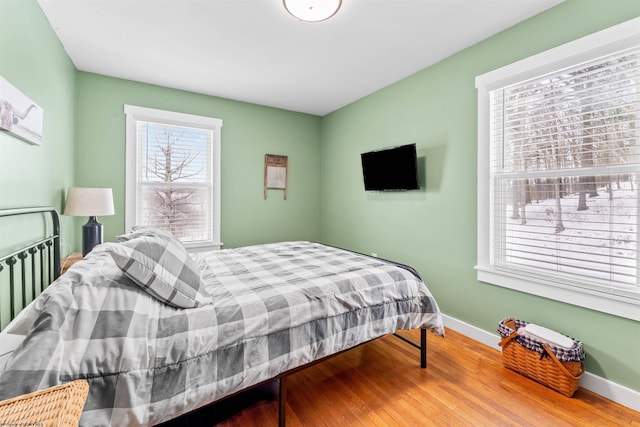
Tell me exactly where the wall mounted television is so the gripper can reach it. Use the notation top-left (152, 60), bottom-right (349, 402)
top-left (361, 143), bottom-right (419, 191)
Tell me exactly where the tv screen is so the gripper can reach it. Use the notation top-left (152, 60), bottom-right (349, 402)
top-left (361, 143), bottom-right (419, 191)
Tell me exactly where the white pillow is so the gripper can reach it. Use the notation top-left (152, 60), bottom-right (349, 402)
top-left (116, 225), bottom-right (179, 243)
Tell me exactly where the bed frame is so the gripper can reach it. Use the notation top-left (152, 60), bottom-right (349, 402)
top-left (0, 207), bottom-right (60, 330)
top-left (271, 329), bottom-right (427, 427)
top-left (0, 206), bottom-right (428, 426)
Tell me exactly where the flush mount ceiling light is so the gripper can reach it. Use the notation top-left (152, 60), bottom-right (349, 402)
top-left (283, 0), bottom-right (342, 22)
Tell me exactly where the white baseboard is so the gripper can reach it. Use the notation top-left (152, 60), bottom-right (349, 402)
top-left (442, 314), bottom-right (640, 413)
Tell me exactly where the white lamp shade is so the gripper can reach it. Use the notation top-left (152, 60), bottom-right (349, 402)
top-left (64, 187), bottom-right (115, 217)
top-left (283, 0), bottom-right (342, 22)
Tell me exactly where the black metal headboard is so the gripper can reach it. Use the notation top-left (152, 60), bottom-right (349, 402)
top-left (0, 207), bottom-right (61, 330)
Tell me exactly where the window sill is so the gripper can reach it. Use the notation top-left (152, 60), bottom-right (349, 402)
top-left (185, 241), bottom-right (223, 252)
top-left (476, 266), bottom-right (640, 322)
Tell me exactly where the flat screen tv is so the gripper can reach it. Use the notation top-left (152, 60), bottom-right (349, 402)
top-left (361, 143), bottom-right (419, 191)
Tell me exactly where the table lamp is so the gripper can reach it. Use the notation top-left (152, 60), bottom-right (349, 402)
top-left (64, 187), bottom-right (115, 256)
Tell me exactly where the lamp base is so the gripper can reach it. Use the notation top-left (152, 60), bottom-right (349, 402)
top-left (82, 216), bottom-right (103, 256)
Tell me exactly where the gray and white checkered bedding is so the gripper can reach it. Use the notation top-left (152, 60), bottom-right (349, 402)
top-left (0, 241), bottom-right (443, 426)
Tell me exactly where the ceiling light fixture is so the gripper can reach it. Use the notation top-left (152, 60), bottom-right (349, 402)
top-left (283, 0), bottom-right (342, 22)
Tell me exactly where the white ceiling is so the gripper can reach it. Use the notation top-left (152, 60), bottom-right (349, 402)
top-left (37, 0), bottom-right (564, 116)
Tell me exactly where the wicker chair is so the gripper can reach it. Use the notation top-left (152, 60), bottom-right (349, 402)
top-left (0, 380), bottom-right (89, 426)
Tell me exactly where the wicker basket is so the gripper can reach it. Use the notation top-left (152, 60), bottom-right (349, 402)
top-left (498, 318), bottom-right (585, 397)
top-left (0, 380), bottom-right (89, 426)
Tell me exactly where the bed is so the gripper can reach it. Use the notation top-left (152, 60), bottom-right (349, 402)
top-left (0, 206), bottom-right (444, 426)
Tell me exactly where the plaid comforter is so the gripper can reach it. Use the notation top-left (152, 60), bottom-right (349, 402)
top-left (0, 241), bottom-right (443, 426)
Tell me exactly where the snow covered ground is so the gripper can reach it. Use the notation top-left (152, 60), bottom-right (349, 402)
top-left (504, 180), bottom-right (638, 286)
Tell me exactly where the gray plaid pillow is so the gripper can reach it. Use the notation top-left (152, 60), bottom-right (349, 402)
top-left (108, 235), bottom-right (211, 308)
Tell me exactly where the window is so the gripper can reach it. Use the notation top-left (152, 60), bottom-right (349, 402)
top-left (124, 105), bottom-right (223, 251)
top-left (475, 17), bottom-right (640, 321)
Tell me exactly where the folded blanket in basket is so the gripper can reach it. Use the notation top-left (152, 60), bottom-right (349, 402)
top-left (518, 324), bottom-right (575, 349)
top-left (498, 318), bottom-right (584, 362)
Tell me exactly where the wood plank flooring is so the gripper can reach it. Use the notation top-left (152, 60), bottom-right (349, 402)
top-left (172, 328), bottom-right (640, 426)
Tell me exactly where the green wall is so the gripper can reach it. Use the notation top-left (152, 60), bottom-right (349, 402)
top-left (0, 0), bottom-right (76, 252)
top-left (75, 72), bottom-right (322, 249)
top-left (319, 0), bottom-right (640, 392)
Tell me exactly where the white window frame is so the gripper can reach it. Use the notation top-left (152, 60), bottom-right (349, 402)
top-left (475, 17), bottom-right (640, 322)
top-left (124, 105), bottom-right (223, 251)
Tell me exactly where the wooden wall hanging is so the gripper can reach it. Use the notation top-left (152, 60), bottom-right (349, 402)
top-left (264, 154), bottom-right (288, 200)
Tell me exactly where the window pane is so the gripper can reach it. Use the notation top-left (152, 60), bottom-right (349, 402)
top-left (135, 121), bottom-right (213, 243)
top-left (491, 47), bottom-right (640, 175)
top-left (489, 46), bottom-right (640, 295)
top-left (138, 122), bottom-right (211, 184)
top-left (138, 184), bottom-right (212, 243)
top-left (495, 173), bottom-right (639, 289)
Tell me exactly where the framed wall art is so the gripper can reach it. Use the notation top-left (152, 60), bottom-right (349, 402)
top-left (0, 75), bottom-right (43, 145)
top-left (264, 154), bottom-right (288, 200)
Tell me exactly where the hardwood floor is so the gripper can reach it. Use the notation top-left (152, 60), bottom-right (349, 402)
top-left (174, 328), bottom-right (640, 426)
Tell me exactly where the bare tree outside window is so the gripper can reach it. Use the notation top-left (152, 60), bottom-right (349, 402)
top-left (137, 122), bottom-right (212, 243)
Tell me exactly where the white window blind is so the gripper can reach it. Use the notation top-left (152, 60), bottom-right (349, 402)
top-left (476, 17), bottom-right (640, 321)
top-left (125, 105), bottom-right (222, 250)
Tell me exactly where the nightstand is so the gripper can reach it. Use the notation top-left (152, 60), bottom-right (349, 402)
top-left (61, 252), bottom-right (83, 275)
